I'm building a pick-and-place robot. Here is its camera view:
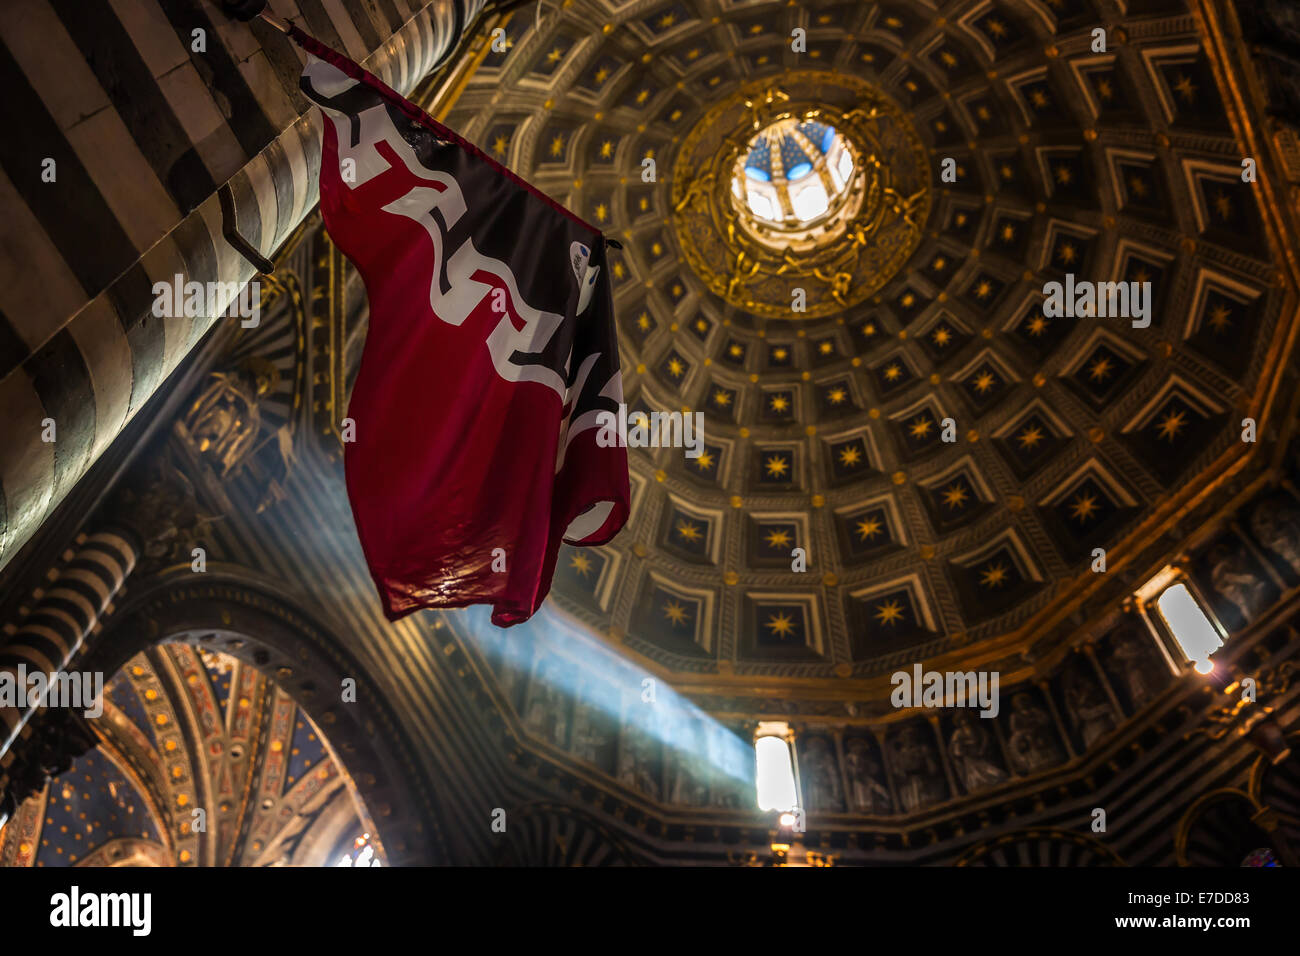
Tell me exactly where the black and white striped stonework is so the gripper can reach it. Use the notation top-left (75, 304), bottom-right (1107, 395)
top-left (0, 0), bottom-right (487, 573)
top-left (0, 529), bottom-right (136, 761)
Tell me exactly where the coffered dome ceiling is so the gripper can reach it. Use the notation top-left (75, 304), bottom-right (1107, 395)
top-left (443, 0), bottom-right (1295, 692)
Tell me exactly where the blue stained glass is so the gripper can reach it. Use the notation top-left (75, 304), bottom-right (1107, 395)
top-left (740, 121), bottom-right (842, 190)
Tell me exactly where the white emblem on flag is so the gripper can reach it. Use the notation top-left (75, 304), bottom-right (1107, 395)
top-left (570, 241), bottom-right (600, 316)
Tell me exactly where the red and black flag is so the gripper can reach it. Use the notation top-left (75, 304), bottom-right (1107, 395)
top-left (292, 28), bottom-right (629, 627)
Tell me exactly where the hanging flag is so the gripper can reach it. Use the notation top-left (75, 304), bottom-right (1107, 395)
top-left (292, 28), bottom-right (629, 627)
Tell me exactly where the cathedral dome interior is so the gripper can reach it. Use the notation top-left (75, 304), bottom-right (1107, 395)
top-left (2, 0), bottom-right (1300, 885)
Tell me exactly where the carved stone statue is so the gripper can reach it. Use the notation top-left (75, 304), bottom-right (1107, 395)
top-left (665, 716), bottom-right (709, 807)
top-left (948, 710), bottom-right (1007, 792)
top-left (183, 360), bottom-right (277, 478)
top-left (1208, 541), bottom-right (1270, 623)
top-left (882, 186), bottom-right (927, 230)
top-left (890, 724), bottom-right (945, 812)
top-left (1063, 665), bottom-right (1116, 749)
top-left (742, 87), bottom-right (791, 131)
top-left (1255, 50), bottom-right (1300, 122)
top-left (523, 658), bottom-right (569, 749)
top-left (841, 104), bottom-right (881, 128)
top-left (617, 727), bottom-right (659, 800)
top-left (704, 725), bottom-right (748, 810)
top-left (667, 753), bottom-right (709, 807)
top-left (1249, 497), bottom-right (1300, 575)
top-left (843, 738), bottom-right (892, 814)
top-left (1235, 0), bottom-right (1300, 47)
top-left (1107, 629), bottom-right (1166, 709)
top-left (673, 168), bottom-right (717, 215)
top-left (1233, 1), bottom-right (1300, 120)
top-left (569, 686), bottom-right (612, 769)
top-left (811, 265), bottom-right (853, 306)
top-left (493, 660), bottom-right (520, 714)
top-left (775, 248), bottom-right (812, 278)
top-left (491, 639), bottom-right (529, 714)
top-left (800, 737), bottom-right (844, 812)
top-left (110, 455), bottom-right (206, 564)
top-left (725, 249), bottom-right (762, 299)
top-left (1006, 692), bottom-right (1063, 775)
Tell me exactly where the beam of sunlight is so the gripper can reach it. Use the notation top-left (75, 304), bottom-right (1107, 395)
top-left (450, 604), bottom-right (757, 801)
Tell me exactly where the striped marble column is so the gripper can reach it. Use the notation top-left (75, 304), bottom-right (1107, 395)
top-left (0, 529), bottom-right (136, 772)
top-left (0, 0), bottom-right (488, 572)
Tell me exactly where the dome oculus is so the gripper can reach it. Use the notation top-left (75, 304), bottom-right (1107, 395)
top-left (672, 71), bottom-right (931, 319)
top-left (733, 118), bottom-right (857, 232)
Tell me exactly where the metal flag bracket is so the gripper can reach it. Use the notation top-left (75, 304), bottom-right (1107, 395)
top-left (216, 1), bottom-right (293, 274)
top-left (218, 181), bottom-right (275, 275)
top-left (220, 0), bottom-right (291, 33)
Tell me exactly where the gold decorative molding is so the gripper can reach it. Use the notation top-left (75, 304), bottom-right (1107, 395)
top-left (670, 71), bottom-right (931, 319)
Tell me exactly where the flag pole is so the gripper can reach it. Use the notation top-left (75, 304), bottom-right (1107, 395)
top-left (258, 9), bottom-right (292, 34)
top-left (218, 2), bottom-right (291, 34)
top-left (212, 0), bottom-right (290, 275)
